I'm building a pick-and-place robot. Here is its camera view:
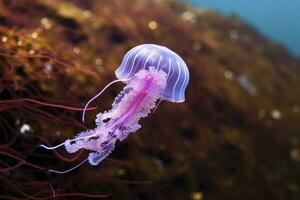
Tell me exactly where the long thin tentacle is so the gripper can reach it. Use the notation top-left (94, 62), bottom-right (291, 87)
top-left (39, 143), bottom-right (66, 150)
top-left (39, 127), bottom-right (111, 151)
top-left (82, 78), bottom-right (129, 123)
top-left (48, 159), bottom-right (88, 174)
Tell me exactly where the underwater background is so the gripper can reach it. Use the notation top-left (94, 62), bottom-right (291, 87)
top-left (0, 0), bottom-right (299, 199)
top-left (186, 0), bottom-right (300, 57)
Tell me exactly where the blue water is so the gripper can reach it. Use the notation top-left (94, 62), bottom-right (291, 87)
top-left (186, 0), bottom-right (300, 57)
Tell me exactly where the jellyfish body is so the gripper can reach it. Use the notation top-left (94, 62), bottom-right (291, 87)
top-left (41, 44), bottom-right (189, 171)
top-left (65, 67), bottom-right (168, 165)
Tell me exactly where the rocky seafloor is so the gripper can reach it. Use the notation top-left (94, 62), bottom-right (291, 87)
top-left (0, 0), bottom-right (299, 199)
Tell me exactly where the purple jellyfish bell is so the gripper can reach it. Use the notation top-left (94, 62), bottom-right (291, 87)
top-left (40, 44), bottom-right (190, 173)
top-left (116, 44), bottom-right (189, 102)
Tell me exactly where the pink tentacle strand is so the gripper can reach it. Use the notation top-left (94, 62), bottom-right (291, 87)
top-left (0, 98), bottom-right (97, 111)
top-left (48, 158), bottom-right (88, 174)
top-left (82, 78), bottom-right (130, 123)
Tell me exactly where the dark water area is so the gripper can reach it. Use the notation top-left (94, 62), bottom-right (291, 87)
top-left (0, 0), bottom-right (299, 199)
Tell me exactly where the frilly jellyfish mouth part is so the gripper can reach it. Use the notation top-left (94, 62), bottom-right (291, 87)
top-left (40, 44), bottom-right (190, 173)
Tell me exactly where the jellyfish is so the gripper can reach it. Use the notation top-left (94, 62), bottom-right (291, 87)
top-left (40, 44), bottom-right (190, 173)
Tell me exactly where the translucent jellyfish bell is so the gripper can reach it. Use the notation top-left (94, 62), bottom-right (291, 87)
top-left (115, 44), bottom-right (190, 103)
